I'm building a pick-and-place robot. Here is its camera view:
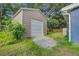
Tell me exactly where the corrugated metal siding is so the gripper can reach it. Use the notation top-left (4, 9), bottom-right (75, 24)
top-left (22, 10), bottom-right (31, 37)
top-left (71, 8), bottom-right (79, 43)
top-left (22, 9), bottom-right (47, 37)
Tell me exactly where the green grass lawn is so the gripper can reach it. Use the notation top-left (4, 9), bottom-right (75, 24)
top-left (47, 32), bottom-right (79, 56)
top-left (0, 31), bottom-right (79, 55)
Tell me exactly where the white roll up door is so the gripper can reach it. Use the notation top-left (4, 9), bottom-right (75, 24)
top-left (31, 19), bottom-right (43, 37)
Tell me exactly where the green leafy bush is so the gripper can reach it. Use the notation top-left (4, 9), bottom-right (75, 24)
top-left (47, 18), bottom-right (60, 32)
top-left (47, 16), bottom-right (67, 32)
top-left (8, 22), bottom-right (25, 39)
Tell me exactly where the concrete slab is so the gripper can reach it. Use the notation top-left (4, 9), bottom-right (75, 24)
top-left (33, 36), bottom-right (57, 48)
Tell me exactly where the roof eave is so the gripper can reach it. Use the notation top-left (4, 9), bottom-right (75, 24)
top-left (13, 8), bottom-right (41, 18)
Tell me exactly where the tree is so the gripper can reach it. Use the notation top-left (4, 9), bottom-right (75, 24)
top-left (47, 18), bottom-right (60, 31)
top-left (47, 3), bottom-right (70, 32)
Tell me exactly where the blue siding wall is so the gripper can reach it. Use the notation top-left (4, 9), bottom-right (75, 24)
top-left (71, 8), bottom-right (79, 43)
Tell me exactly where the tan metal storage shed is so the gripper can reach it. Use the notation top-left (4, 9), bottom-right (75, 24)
top-left (13, 8), bottom-right (47, 37)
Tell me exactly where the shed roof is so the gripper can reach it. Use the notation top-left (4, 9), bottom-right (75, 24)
top-left (13, 8), bottom-right (48, 19)
top-left (61, 3), bottom-right (79, 12)
top-left (13, 8), bottom-right (40, 18)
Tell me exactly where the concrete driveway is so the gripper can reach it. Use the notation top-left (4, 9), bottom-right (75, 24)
top-left (33, 36), bottom-right (57, 48)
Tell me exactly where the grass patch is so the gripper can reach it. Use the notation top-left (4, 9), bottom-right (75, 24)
top-left (0, 31), bottom-right (52, 56)
top-left (0, 38), bottom-right (56, 56)
top-left (47, 32), bottom-right (79, 55)
top-left (0, 31), bottom-right (16, 47)
top-left (47, 32), bottom-right (64, 40)
top-left (1, 31), bottom-right (79, 55)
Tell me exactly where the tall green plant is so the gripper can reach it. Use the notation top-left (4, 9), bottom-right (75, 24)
top-left (8, 22), bottom-right (25, 39)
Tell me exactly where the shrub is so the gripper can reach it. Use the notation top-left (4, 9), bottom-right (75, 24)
top-left (8, 22), bottom-right (25, 40)
top-left (47, 18), bottom-right (60, 31)
top-left (1, 18), bottom-right (25, 40)
top-left (47, 16), bottom-right (67, 32)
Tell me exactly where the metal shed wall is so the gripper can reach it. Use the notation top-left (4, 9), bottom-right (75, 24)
top-left (70, 8), bottom-right (79, 43)
top-left (22, 9), bottom-right (47, 37)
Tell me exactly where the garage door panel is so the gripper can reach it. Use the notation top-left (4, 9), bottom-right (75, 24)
top-left (31, 19), bottom-right (43, 37)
